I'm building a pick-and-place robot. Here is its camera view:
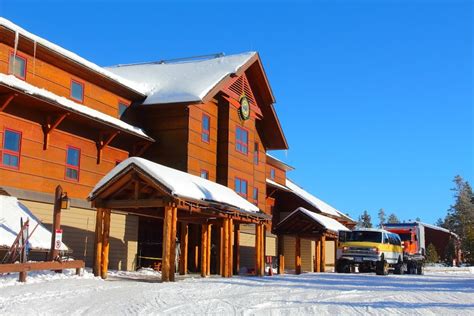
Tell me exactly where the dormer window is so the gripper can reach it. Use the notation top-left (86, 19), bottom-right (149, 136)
top-left (9, 53), bottom-right (27, 80)
top-left (71, 80), bottom-right (84, 103)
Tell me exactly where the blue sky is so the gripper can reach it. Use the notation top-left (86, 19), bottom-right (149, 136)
top-left (1, 0), bottom-right (472, 224)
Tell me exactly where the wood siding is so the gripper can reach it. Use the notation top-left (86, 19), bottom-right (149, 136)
top-left (266, 163), bottom-right (286, 186)
top-left (0, 113), bottom-right (128, 199)
top-left (21, 200), bottom-right (138, 270)
top-left (0, 43), bottom-right (131, 118)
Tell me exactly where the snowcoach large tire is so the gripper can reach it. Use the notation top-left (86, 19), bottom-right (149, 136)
top-left (394, 260), bottom-right (404, 275)
top-left (336, 260), bottom-right (350, 273)
top-left (376, 260), bottom-right (388, 276)
top-left (416, 264), bottom-right (423, 275)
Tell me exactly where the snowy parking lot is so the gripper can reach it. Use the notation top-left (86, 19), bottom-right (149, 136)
top-left (0, 268), bottom-right (473, 315)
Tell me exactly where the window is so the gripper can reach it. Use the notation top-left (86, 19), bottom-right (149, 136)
top-left (234, 177), bottom-right (248, 198)
top-left (201, 114), bottom-right (210, 143)
top-left (2, 129), bottom-right (21, 169)
top-left (70, 80), bottom-right (84, 103)
top-left (253, 187), bottom-right (258, 204)
top-left (270, 168), bottom-right (276, 180)
top-left (253, 142), bottom-right (259, 165)
top-left (200, 169), bottom-right (209, 180)
top-left (235, 127), bottom-right (248, 154)
top-left (118, 101), bottom-right (128, 117)
top-left (65, 146), bottom-right (80, 181)
top-left (9, 53), bottom-right (27, 80)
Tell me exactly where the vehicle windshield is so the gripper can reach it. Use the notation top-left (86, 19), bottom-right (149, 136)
top-left (346, 231), bottom-right (382, 243)
top-left (398, 233), bottom-right (412, 241)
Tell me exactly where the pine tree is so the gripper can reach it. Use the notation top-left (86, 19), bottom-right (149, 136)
top-left (444, 176), bottom-right (474, 264)
top-left (377, 208), bottom-right (386, 228)
top-left (425, 243), bottom-right (439, 263)
top-left (357, 210), bottom-right (373, 228)
top-left (415, 217), bottom-right (421, 222)
top-left (387, 213), bottom-right (399, 224)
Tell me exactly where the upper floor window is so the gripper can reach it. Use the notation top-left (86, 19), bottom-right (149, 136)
top-left (270, 168), bottom-right (276, 180)
top-left (65, 146), bottom-right (80, 181)
top-left (9, 53), bottom-right (27, 80)
top-left (234, 177), bottom-right (248, 198)
top-left (71, 80), bottom-right (84, 103)
top-left (200, 169), bottom-right (209, 180)
top-left (118, 101), bottom-right (128, 117)
top-left (253, 142), bottom-right (259, 165)
top-left (253, 187), bottom-right (258, 204)
top-left (235, 127), bottom-right (248, 154)
top-left (1, 129), bottom-right (22, 169)
top-left (202, 114), bottom-right (210, 143)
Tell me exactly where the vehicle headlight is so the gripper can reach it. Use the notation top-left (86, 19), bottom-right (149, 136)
top-left (369, 247), bottom-right (380, 254)
top-left (342, 246), bottom-right (349, 252)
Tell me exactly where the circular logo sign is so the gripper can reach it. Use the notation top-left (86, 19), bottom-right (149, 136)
top-left (239, 96), bottom-right (250, 121)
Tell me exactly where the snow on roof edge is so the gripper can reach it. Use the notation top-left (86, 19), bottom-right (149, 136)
top-left (0, 74), bottom-right (152, 140)
top-left (278, 207), bottom-right (350, 232)
top-left (0, 17), bottom-right (147, 95)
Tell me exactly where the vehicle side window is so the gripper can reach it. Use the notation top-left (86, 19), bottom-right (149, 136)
top-left (383, 233), bottom-right (389, 244)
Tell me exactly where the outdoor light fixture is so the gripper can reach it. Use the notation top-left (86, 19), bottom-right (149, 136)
top-left (61, 192), bottom-right (70, 210)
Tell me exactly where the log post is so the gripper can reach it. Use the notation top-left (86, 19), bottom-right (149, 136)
top-left (201, 223), bottom-right (209, 277)
top-left (262, 225), bottom-right (266, 276)
top-left (206, 224), bottom-right (211, 276)
top-left (315, 237), bottom-right (321, 273)
top-left (93, 208), bottom-right (104, 277)
top-left (49, 185), bottom-right (63, 261)
top-left (169, 206), bottom-right (178, 281)
top-left (320, 235), bottom-right (326, 273)
top-left (161, 205), bottom-right (173, 282)
top-left (179, 222), bottom-right (188, 275)
top-left (295, 236), bottom-right (301, 275)
top-left (255, 224), bottom-right (261, 276)
top-left (219, 223), bottom-right (224, 276)
top-left (278, 235), bottom-right (285, 275)
top-left (101, 209), bottom-right (111, 279)
top-left (228, 219), bottom-right (233, 277)
top-left (233, 223), bottom-right (240, 275)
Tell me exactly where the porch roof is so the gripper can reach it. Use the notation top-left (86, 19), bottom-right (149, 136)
top-left (89, 157), bottom-right (262, 216)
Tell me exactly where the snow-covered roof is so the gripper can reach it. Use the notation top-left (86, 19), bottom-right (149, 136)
top-left (106, 52), bottom-right (257, 105)
top-left (266, 179), bottom-right (292, 192)
top-left (279, 207), bottom-right (350, 233)
top-left (266, 153), bottom-right (294, 171)
top-left (90, 157), bottom-right (260, 214)
top-left (285, 179), bottom-right (345, 218)
top-left (0, 74), bottom-right (152, 140)
top-left (0, 18), bottom-right (147, 95)
top-left (0, 195), bottom-right (68, 251)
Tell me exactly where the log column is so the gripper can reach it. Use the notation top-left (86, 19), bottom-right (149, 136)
top-left (206, 224), bottom-right (211, 276)
top-left (101, 209), bottom-right (111, 279)
top-left (228, 219), bottom-right (233, 277)
top-left (315, 237), bottom-right (321, 273)
top-left (201, 223), bottom-right (210, 277)
top-left (233, 223), bottom-right (240, 275)
top-left (255, 223), bottom-right (265, 276)
top-left (295, 236), bottom-right (301, 275)
top-left (162, 205), bottom-right (173, 282)
top-left (179, 222), bottom-right (188, 275)
top-left (277, 235), bottom-right (285, 275)
top-left (320, 235), bottom-right (326, 273)
top-left (169, 206), bottom-right (178, 281)
top-left (93, 208), bottom-right (104, 277)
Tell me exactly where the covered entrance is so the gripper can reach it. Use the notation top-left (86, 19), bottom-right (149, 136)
top-left (88, 157), bottom-right (269, 282)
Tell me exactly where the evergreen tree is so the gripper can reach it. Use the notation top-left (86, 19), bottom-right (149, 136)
top-left (415, 217), bottom-right (421, 222)
top-left (387, 213), bottom-right (399, 224)
top-left (444, 176), bottom-right (474, 264)
top-left (435, 218), bottom-right (444, 227)
top-left (377, 208), bottom-right (386, 228)
top-left (357, 210), bottom-right (373, 228)
top-left (425, 243), bottom-right (439, 263)
top-left (444, 239), bottom-right (456, 265)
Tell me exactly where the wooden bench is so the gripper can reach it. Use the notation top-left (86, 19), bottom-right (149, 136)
top-left (0, 260), bottom-right (85, 282)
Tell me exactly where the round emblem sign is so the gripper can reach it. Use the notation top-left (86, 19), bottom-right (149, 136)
top-left (239, 96), bottom-right (250, 121)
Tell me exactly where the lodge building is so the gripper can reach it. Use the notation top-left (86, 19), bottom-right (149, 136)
top-left (0, 18), bottom-right (355, 280)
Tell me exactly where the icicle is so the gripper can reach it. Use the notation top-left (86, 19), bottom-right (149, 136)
top-left (33, 40), bottom-right (37, 77)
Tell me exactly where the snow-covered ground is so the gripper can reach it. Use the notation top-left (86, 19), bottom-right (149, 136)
top-left (0, 268), bottom-right (473, 315)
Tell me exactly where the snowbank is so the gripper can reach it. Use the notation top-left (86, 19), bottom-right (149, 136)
top-left (0, 195), bottom-right (67, 251)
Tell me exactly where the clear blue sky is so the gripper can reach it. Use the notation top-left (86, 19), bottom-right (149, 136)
top-left (1, 0), bottom-right (472, 224)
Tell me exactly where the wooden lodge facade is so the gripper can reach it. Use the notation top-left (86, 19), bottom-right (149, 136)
top-left (0, 18), bottom-right (355, 280)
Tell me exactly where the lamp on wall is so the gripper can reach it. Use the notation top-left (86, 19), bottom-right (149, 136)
top-left (61, 192), bottom-right (70, 210)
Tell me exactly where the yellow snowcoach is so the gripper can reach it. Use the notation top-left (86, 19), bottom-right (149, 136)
top-left (336, 229), bottom-right (404, 275)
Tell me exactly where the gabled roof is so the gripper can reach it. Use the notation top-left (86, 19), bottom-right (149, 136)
top-left (0, 74), bottom-right (152, 141)
top-left (0, 195), bottom-right (68, 251)
top-left (90, 157), bottom-right (261, 215)
top-left (0, 18), bottom-right (147, 97)
top-left (266, 153), bottom-right (294, 171)
top-left (275, 207), bottom-right (350, 235)
top-left (106, 52), bottom-right (257, 105)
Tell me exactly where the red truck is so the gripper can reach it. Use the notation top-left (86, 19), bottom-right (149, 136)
top-left (382, 222), bottom-right (425, 274)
